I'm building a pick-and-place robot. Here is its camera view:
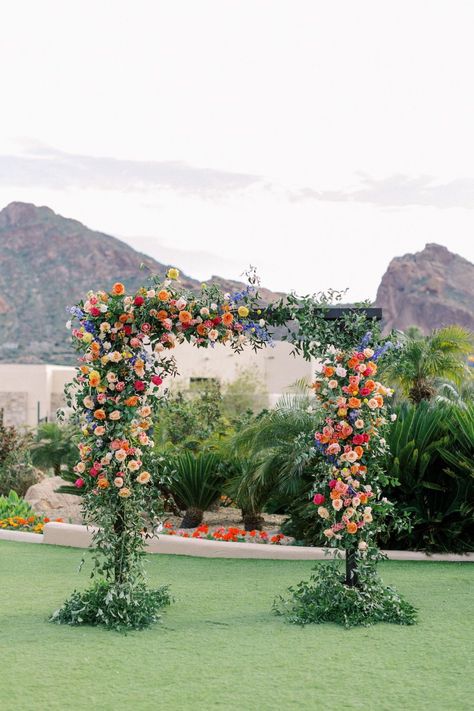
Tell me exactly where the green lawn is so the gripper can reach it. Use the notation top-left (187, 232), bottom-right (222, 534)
top-left (0, 542), bottom-right (472, 711)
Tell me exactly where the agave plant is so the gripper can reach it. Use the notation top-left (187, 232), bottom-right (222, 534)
top-left (383, 401), bottom-right (474, 552)
top-left (168, 451), bottom-right (224, 528)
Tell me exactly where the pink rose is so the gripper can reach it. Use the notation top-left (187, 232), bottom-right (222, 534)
top-left (74, 478), bottom-right (85, 488)
top-left (328, 479), bottom-right (337, 489)
top-left (115, 382), bottom-right (125, 392)
top-left (313, 493), bottom-right (325, 505)
top-left (134, 380), bottom-right (145, 392)
top-left (151, 375), bottom-right (163, 386)
top-left (134, 295), bottom-right (144, 306)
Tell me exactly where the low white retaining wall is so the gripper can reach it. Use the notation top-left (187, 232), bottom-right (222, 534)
top-left (1, 524), bottom-right (473, 562)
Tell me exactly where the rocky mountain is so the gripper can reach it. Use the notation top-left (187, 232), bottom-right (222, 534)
top-left (0, 202), bottom-right (281, 364)
top-left (0, 202), bottom-right (472, 365)
top-left (375, 243), bottom-right (474, 334)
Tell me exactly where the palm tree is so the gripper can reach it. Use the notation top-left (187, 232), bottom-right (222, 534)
top-left (231, 386), bottom-right (321, 512)
top-left (30, 422), bottom-right (77, 477)
top-left (381, 325), bottom-right (473, 404)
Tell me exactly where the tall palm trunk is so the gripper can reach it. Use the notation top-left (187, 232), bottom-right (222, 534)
top-left (180, 506), bottom-right (204, 528)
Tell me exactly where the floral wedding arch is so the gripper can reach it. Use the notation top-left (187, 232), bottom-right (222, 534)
top-left (52, 268), bottom-right (416, 629)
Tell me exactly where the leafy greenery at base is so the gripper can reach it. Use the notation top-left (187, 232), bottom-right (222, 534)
top-left (274, 559), bottom-right (417, 628)
top-left (51, 580), bottom-right (172, 631)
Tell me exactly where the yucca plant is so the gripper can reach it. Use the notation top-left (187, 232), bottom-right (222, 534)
top-left (168, 451), bottom-right (224, 528)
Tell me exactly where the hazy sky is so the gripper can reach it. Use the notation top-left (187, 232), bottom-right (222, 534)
top-left (1, 1), bottom-right (474, 300)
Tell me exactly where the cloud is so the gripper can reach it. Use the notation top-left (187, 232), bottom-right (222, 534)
top-left (287, 173), bottom-right (474, 209)
top-left (1, 141), bottom-right (474, 209)
top-left (0, 141), bottom-right (261, 196)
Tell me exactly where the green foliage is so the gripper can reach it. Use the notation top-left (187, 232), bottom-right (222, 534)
top-left (154, 381), bottom-right (227, 453)
top-left (0, 490), bottom-right (34, 519)
top-left (167, 451), bottom-right (224, 513)
top-left (383, 401), bottom-right (474, 552)
top-left (231, 387), bottom-right (321, 507)
top-left (50, 580), bottom-right (171, 631)
top-left (220, 367), bottom-right (268, 420)
top-left (30, 422), bottom-right (78, 477)
top-left (0, 412), bottom-right (37, 497)
top-left (274, 558), bottom-right (417, 627)
top-left (265, 291), bottom-right (385, 359)
top-left (380, 325), bottom-right (474, 403)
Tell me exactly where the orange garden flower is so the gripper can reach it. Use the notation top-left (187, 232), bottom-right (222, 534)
top-left (348, 397), bottom-right (362, 408)
top-left (157, 290), bottom-right (170, 301)
top-left (124, 395), bottom-right (139, 407)
top-left (346, 521), bottom-right (358, 534)
top-left (196, 324), bottom-right (208, 336)
top-left (93, 409), bottom-right (106, 420)
top-left (178, 310), bottom-right (192, 324)
top-left (111, 282), bottom-right (125, 296)
top-left (97, 477), bottom-right (109, 489)
top-left (222, 312), bottom-right (234, 326)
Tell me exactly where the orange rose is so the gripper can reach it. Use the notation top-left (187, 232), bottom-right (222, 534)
top-left (347, 358), bottom-right (359, 369)
top-left (124, 396), bottom-right (139, 407)
top-left (119, 313), bottom-right (130, 323)
top-left (365, 379), bottom-right (376, 392)
top-left (94, 409), bottom-right (106, 420)
top-left (157, 310), bottom-right (168, 320)
top-left (348, 397), bottom-right (362, 408)
top-left (330, 490), bottom-right (341, 500)
top-left (158, 290), bottom-right (170, 302)
top-left (354, 446), bottom-right (364, 459)
top-left (222, 312), bottom-right (234, 326)
top-left (346, 521), bottom-right (358, 534)
top-left (323, 366), bottom-right (335, 377)
top-left (196, 324), bottom-right (208, 336)
top-left (97, 477), bottom-right (109, 489)
top-left (111, 282), bottom-right (125, 296)
top-left (178, 310), bottom-right (192, 324)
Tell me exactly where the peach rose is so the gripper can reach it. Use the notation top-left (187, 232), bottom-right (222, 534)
top-left (118, 487), bottom-right (131, 498)
top-left (109, 410), bottom-right (121, 421)
top-left (94, 426), bottom-right (106, 436)
top-left (136, 471), bottom-right (151, 485)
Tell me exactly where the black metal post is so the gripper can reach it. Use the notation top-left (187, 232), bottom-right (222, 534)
top-left (345, 545), bottom-right (359, 587)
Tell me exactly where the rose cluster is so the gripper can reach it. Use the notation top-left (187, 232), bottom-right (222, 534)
top-left (68, 268), bottom-right (270, 501)
top-left (311, 345), bottom-right (394, 548)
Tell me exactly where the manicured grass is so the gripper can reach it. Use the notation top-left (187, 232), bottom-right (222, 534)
top-left (0, 542), bottom-right (472, 711)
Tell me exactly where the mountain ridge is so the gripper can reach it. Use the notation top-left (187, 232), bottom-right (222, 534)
top-left (0, 202), bottom-right (472, 363)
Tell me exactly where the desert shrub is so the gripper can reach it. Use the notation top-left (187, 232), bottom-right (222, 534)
top-left (0, 413), bottom-right (38, 497)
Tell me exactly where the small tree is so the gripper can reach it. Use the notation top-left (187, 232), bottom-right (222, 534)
top-left (381, 325), bottom-right (473, 404)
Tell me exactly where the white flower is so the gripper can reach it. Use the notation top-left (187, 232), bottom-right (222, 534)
top-left (390, 413), bottom-right (397, 422)
top-left (210, 302), bottom-right (218, 311)
top-left (146, 289), bottom-right (156, 298)
top-left (335, 366), bottom-right (347, 377)
top-left (259, 319), bottom-right (266, 327)
top-left (313, 359), bottom-right (324, 374)
top-left (66, 320), bottom-right (72, 330)
top-left (200, 307), bottom-right (210, 317)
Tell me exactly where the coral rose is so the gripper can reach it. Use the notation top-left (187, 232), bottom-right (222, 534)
top-left (93, 409), bottom-right (106, 420)
top-left (346, 521), bottom-right (358, 534)
top-left (222, 312), bottom-right (234, 326)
